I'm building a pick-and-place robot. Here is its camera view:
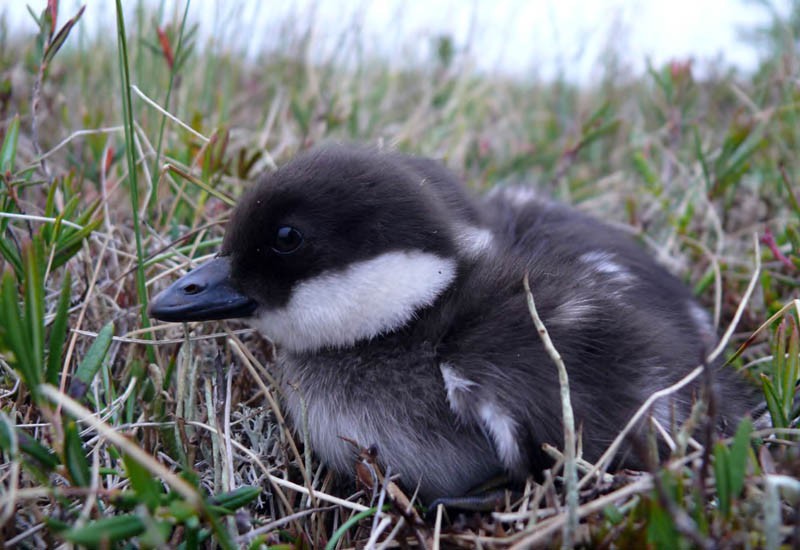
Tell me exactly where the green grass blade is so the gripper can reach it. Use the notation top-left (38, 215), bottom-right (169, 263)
top-left (164, 163), bottom-right (235, 206)
top-left (149, 0), bottom-right (193, 213)
top-left (114, 0), bottom-right (154, 363)
top-left (325, 507), bottom-right (379, 550)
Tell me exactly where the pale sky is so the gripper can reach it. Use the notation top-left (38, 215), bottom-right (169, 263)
top-left (1, 0), bottom-right (784, 81)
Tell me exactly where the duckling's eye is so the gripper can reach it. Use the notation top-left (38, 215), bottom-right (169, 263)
top-left (272, 226), bottom-right (304, 254)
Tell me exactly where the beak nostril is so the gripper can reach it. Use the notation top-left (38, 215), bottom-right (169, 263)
top-left (182, 283), bottom-right (202, 295)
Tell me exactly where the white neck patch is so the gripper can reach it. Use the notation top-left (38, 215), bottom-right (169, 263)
top-left (251, 250), bottom-right (457, 352)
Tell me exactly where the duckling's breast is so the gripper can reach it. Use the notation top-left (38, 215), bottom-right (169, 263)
top-left (277, 343), bottom-right (503, 500)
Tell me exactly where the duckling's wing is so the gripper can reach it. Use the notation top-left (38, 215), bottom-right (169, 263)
top-left (439, 361), bottom-right (534, 478)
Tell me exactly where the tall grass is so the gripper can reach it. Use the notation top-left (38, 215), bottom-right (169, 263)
top-left (0, 1), bottom-right (798, 547)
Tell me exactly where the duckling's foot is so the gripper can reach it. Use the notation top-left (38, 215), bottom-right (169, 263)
top-left (425, 476), bottom-right (522, 518)
top-left (427, 489), bottom-right (510, 515)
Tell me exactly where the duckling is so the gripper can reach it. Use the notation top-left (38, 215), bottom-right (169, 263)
top-left (149, 145), bottom-right (751, 502)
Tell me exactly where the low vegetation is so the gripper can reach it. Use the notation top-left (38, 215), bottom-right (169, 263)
top-left (0, 1), bottom-right (798, 547)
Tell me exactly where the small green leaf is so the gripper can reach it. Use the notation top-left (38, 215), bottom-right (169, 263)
top-left (46, 270), bottom-right (71, 385)
top-left (761, 374), bottom-right (787, 428)
top-left (59, 193), bottom-right (82, 221)
top-left (582, 100), bottom-right (613, 130)
top-left (62, 514), bottom-right (146, 547)
top-left (122, 453), bottom-right (162, 511)
top-left (693, 127), bottom-right (712, 190)
top-left (692, 486), bottom-right (709, 535)
top-left (45, 194), bottom-right (81, 246)
top-left (603, 504), bottom-right (624, 525)
top-left (0, 413), bottom-right (17, 458)
top-left (41, 182), bottom-right (59, 243)
top-left (43, 516), bottom-right (70, 533)
top-left (112, 490), bottom-right (143, 511)
top-left (168, 499), bottom-right (197, 522)
top-left (714, 442), bottom-right (731, 517)
top-left (18, 430), bottom-right (60, 470)
top-left (44, 178), bottom-right (58, 217)
top-left (42, 5), bottom-right (86, 65)
top-left (23, 239), bottom-right (46, 387)
top-left (73, 197), bottom-right (102, 227)
top-left (33, 6), bottom-right (52, 60)
top-left (0, 114), bottom-right (20, 174)
top-left (209, 485), bottom-right (261, 512)
top-left (68, 322), bottom-right (114, 399)
top-left (728, 417), bottom-right (752, 500)
top-left (632, 151), bottom-right (662, 196)
top-left (783, 319), bottom-right (799, 415)
top-left (0, 270), bottom-right (36, 393)
top-left (138, 517), bottom-right (173, 547)
top-left (772, 320), bottom-right (787, 378)
top-left (646, 498), bottom-right (680, 550)
top-left (0, 234), bottom-right (23, 277)
top-left (64, 421), bottom-right (90, 487)
top-left (25, 5), bottom-right (43, 28)
top-left (779, 168), bottom-right (800, 218)
top-left (290, 96), bottom-right (310, 134)
top-left (52, 216), bottom-right (103, 270)
top-left (579, 119), bottom-right (620, 151)
top-left (786, 225), bottom-right (800, 253)
top-left (711, 124), bottom-right (764, 197)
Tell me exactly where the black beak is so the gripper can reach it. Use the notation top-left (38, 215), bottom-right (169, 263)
top-left (149, 257), bottom-right (257, 322)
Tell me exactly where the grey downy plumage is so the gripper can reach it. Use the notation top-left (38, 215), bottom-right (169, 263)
top-left (150, 145), bottom-right (755, 502)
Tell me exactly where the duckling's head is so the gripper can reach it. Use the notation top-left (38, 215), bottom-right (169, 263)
top-left (150, 146), bottom-right (474, 352)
